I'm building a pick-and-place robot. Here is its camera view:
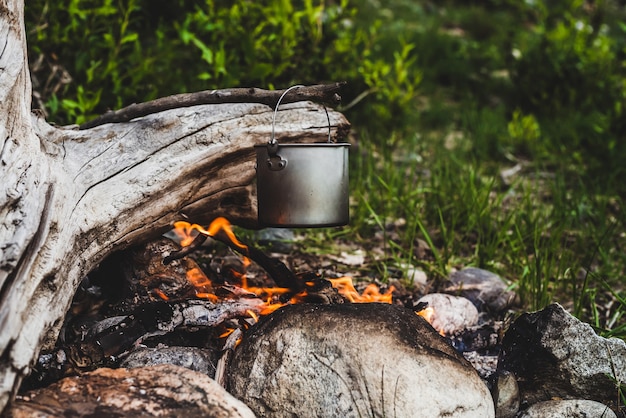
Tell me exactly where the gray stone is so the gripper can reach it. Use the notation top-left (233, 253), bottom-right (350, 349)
top-left (498, 303), bottom-right (626, 412)
top-left (492, 371), bottom-right (519, 418)
top-left (416, 293), bottom-right (479, 335)
top-left (253, 228), bottom-right (295, 253)
top-left (120, 345), bottom-right (218, 378)
top-left (228, 303), bottom-right (495, 418)
top-left (518, 399), bottom-right (617, 418)
top-left (449, 267), bottom-right (518, 313)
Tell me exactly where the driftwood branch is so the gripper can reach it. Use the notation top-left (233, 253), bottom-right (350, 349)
top-left (79, 82), bottom-right (345, 130)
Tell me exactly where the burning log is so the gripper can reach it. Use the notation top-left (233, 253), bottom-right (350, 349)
top-left (164, 218), bottom-right (305, 292)
top-left (0, 2), bottom-right (351, 410)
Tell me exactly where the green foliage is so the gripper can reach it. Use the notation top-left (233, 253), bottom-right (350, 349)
top-left (26, 0), bottom-right (422, 131)
top-left (506, 109), bottom-right (542, 157)
top-left (505, 0), bottom-right (626, 174)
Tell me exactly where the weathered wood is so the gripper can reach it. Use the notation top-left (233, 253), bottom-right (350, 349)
top-left (9, 364), bottom-right (257, 417)
top-left (0, 1), bottom-right (351, 412)
top-left (79, 83), bottom-right (345, 130)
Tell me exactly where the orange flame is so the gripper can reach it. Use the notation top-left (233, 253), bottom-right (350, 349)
top-left (219, 328), bottom-right (235, 338)
top-left (416, 306), bottom-right (435, 323)
top-left (329, 277), bottom-right (395, 303)
top-left (170, 218), bottom-right (396, 322)
top-left (247, 309), bottom-right (259, 323)
top-left (186, 267), bottom-right (218, 302)
top-left (152, 288), bottom-right (169, 301)
top-left (415, 307), bottom-right (445, 336)
top-left (173, 217), bottom-right (248, 250)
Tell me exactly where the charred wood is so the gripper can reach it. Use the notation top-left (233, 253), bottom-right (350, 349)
top-left (448, 321), bottom-right (504, 353)
top-left (163, 234), bottom-right (209, 265)
top-left (165, 229), bottom-right (305, 292)
top-left (23, 299), bottom-right (262, 389)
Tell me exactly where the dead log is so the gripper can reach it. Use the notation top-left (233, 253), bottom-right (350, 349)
top-left (0, 1), bottom-right (350, 412)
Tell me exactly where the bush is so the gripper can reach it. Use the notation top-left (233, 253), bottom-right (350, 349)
top-left (25, 0), bottom-right (422, 134)
top-left (506, 0), bottom-right (626, 175)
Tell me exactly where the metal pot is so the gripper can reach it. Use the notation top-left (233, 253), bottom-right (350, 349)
top-left (255, 143), bottom-right (350, 227)
top-left (255, 86), bottom-right (350, 228)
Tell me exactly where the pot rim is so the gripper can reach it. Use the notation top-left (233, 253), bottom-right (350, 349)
top-left (254, 142), bottom-right (350, 148)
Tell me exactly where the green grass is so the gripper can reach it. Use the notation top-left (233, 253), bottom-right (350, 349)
top-left (300, 120), bottom-right (626, 339)
top-left (301, 0), bottom-right (626, 340)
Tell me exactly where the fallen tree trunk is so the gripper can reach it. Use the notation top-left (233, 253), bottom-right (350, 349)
top-left (0, 0), bottom-right (350, 411)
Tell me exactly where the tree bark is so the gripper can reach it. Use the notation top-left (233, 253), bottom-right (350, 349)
top-left (0, 1), bottom-right (350, 412)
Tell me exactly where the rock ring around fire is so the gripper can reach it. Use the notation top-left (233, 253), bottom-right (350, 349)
top-left (227, 303), bottom-right (495, 418)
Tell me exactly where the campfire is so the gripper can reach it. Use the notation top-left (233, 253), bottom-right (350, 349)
top-left (19, 217), bottom-right (404, 390)
top-left (12, 217), bottom-right (624, 418)
top-left (165, 217), bottom-right (397, 313)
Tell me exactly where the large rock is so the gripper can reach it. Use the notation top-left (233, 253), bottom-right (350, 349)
top-left (498, 303), bottom-right (626, 412)
top-left (228, 303), bottom-right (494, 417)
top-left (120, 346), bottom-right (218, 377)
top-left (492, 370), bottom-right (520, 418)
top-left (518, 399), bottom-right (617, 418)
top-left (8, 364), bottom-right (255, 417)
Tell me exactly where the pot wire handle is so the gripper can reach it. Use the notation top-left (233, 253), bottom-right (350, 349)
top-left (269, 84), bottom-right (333, 149)
top-left (270, 84), bottom-right (305, 146)
top-left (323, 105), bottom-right (332, 143)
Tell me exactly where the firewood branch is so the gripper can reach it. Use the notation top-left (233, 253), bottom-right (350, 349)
top-left (79, 82), bottom-right (345, 130)
top-left (163, 232), bottom-right (303, 293)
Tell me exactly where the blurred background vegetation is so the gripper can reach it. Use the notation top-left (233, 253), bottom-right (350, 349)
top-left (25, 0), bottom-right (626, 337)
